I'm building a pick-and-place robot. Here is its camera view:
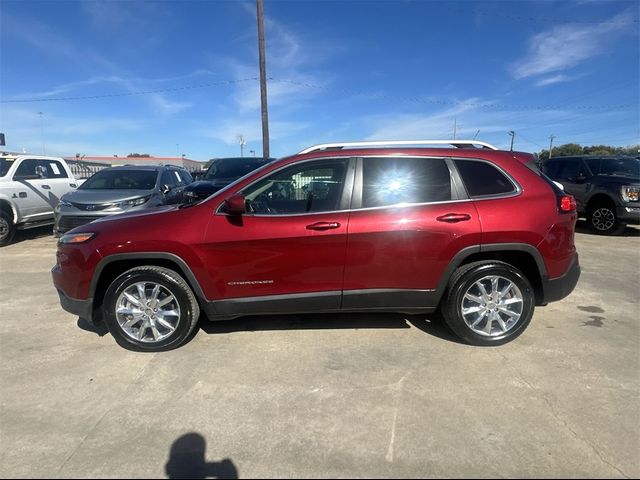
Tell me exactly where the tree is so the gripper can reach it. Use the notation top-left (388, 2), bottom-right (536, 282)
top-left (127, 153), bottom-right (151, 158)
top-left (537, 143), bottom-right (639, 161)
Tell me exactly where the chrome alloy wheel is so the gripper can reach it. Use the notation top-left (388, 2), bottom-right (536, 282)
top-left (591, 207), bottom-right (615, 231)
top-left (461, 275), bottom-right (524, 337)
top-left (115, 281), bottom-right (181, 343)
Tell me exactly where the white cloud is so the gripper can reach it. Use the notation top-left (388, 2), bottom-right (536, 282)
top-left (511, 10), bottom-right (635, 79)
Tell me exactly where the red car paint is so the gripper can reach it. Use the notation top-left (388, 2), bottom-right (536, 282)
top-left (52, 147), bottom-right (579, 323)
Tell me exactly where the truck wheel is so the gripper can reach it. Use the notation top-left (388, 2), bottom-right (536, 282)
top-left (102, 266), bottom-right (200, 352)
top-left (442, 261), bottom-right (535, 346)
top-left (0, 210), bottom-right (16, 247)
top-left (587, 201), bottom-right (624, 235)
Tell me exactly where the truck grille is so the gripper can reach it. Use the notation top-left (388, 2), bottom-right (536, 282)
top-left (57, 216), bottom-right (102, 233)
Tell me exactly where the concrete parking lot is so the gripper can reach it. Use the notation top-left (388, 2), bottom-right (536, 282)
top-left (0, 222), bottom-right (638, 479)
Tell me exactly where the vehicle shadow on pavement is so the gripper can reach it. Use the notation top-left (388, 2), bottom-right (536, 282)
top-left (165, 432), bottom-right (238, 479)
top-left (11, 225), bottom-right (54, 245)
top-left (575, 219), bottom-right (640, 237)
top-left (77, 317), bottom-right (109, 336)
top-left (199, 312), bottom-right (465, 344)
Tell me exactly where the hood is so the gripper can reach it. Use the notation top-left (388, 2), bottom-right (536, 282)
top-left (92, 204), bottom-right (179, 224)
top-left (63, 188), bottom-right (155, 205)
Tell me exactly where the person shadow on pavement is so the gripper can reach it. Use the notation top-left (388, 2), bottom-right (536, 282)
top-left (165, 433), bottom-right (238, 479)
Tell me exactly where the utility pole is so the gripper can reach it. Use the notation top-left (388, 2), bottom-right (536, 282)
top-left (453, 118), bottom-right (457, 140)
top-left (38, 111), bottom-right (45, 154)
top-left (176, 143), bottom-right (180, 157)
top-left (549, 135), bottom-right (556, 159)
top-left (257, 0), bottom-right (270, 158)
top-left (237, 135), bottom-right (246, 157)
top-left (508, 130), bottom-right (515, 151)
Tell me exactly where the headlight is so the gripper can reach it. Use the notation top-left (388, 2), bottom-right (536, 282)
top-left (184, 190), bottom-right (198, 198)
top-left (621, 186), bottom-right (639, 202)
top-left (58, 232), bottom-right (95, 244)
top-left (58, 199), bottom-right (73, 207)
top-left (118, 195), bottom-right (151, 208)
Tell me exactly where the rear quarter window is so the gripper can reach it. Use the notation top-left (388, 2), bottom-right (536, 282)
top-left (454, 159), bottom-right (516, 197)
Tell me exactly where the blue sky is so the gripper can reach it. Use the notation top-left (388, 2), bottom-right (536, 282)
top-left (1, 0), bottom-right (638, 160)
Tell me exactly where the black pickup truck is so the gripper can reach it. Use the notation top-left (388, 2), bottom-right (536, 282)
top-left (543, 155), bottom-right (640, 234)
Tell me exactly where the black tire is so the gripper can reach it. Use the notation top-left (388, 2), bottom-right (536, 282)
top-left (0, 210), bottom-right (16, 247)
top-left (587, 201), bottom-right (624, 235)
top-left (442, 261), bottom-right (535, 346)
top-left (102, 266), bottom-right (200, 352)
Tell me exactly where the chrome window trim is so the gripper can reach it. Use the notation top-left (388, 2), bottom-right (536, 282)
top-left (214, 154), bottom-right (522, 217)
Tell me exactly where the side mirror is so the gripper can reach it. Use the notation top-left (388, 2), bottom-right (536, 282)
top-left (160, 184), bottom-right (172, 195)
top-left (224, 193), bottom-right (246, 215)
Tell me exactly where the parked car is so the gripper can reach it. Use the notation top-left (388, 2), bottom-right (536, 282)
top-left (0, 155), bottom-right (78, 246)
top-left (184, 157), bottom-right (274, 202)
top-left (543, 155), bottom-right (640, 234)
top-left (52, 140), bottom-right (580, 351)
top-left (54, 165), bottom-right (193, 235)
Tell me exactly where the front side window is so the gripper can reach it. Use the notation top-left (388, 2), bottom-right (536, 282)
top-left (362, 157), bottom-right (452, 208)
top-left (80, 169), bottom-right (158, 190)
top-left (242, 160), bottom-right (348, 214)
top-left (161, 170), bottom-right (180, 188)
top-left (455, 159), bottom-right (516, 197)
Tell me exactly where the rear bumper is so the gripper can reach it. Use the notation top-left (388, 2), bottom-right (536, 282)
top-left (617, 206), bottom-right (640, 224)
top-left (542, 253), bottom-right (580, 303)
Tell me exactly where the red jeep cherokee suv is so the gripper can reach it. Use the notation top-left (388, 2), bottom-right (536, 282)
top-left (52, 140), bottom-right (580, 351)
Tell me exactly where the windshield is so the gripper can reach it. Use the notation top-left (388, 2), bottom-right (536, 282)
top-left (600, 158), bottom-right (640, 177)
top-left (204, 158), bottom-right (267, 180)
top-left (79, 169), bottom-right (158, 190)
top-left (0, 157), bottom-right (16, 177)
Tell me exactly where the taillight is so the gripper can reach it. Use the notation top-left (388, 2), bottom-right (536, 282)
top-left (559, 195), bottom-right (576, 213)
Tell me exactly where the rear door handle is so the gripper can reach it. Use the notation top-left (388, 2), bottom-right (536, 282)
top-left (436, 213), bottom-right (471, 223)
top-left (306, 221), bottom-right (341, 231)
top-left (41, 184), bottom-right (51, 190)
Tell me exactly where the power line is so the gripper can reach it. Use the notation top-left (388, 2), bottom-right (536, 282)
top-left (1, 76), bottom-right (636, 112)
top-left (0, 78), bottom-right (259, 103)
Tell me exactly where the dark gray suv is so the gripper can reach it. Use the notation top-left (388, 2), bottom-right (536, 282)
top-left (54, 165), bottom-right (193, 235)
top-left (543, 156), bottom-right (640, 234)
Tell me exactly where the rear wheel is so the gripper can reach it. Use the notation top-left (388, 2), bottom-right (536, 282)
top-left (587, 201), bottom-right (624, 235)
top-left (0, 210), bottom-right (16, 247)
top-left (442, 261), bottom-right (535, 346)
top-left (102, 266), bottom-right (200, 352)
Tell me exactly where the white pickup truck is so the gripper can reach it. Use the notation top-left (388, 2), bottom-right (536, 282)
top-left (0, 155), bottom-right (79, 246)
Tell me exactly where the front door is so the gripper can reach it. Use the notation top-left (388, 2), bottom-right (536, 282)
top-left (201, 158), bottom-right (355, 315)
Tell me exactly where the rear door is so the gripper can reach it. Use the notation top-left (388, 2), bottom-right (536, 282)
top-left (12, 159), bottom-right (70, 220)
top-left (342, 156), bottom-right (481, 309)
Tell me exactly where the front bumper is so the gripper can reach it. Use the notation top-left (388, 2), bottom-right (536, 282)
top-left (617, 205), bottom-right (640, 224)
top-left (542, 253), bottom-right (581, 303)
top-left (55, 287), bottom-right (94, 322)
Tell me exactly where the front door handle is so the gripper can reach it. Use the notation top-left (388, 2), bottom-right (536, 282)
top-left (306, 221), bottom-right (341, 231)
top-left (41, 184), bottom-right (51, 190)
top-left (436, 213), bottom-right (471, 223)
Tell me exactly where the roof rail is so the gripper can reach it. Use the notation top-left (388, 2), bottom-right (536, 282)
top-left (298, 140), bottom-right (499, 154)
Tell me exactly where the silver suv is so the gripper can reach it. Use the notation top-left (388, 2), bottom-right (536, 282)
top-left (54, 165), bottom-right (193, 235)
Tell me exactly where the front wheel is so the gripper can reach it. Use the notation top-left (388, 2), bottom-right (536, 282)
top-left (442, 261), bottom-right (535, 346)
top-left (102, 266), bottom-right (200, 352)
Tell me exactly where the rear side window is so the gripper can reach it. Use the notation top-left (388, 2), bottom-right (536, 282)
top-left (455, 160), bottom-right (516, 197)
top-left (13, 159), bottom-right (68, 179)
top-left (585, 158), bottom-right (600, 175)
top-left (362, 157), bottom-right (451, 208)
